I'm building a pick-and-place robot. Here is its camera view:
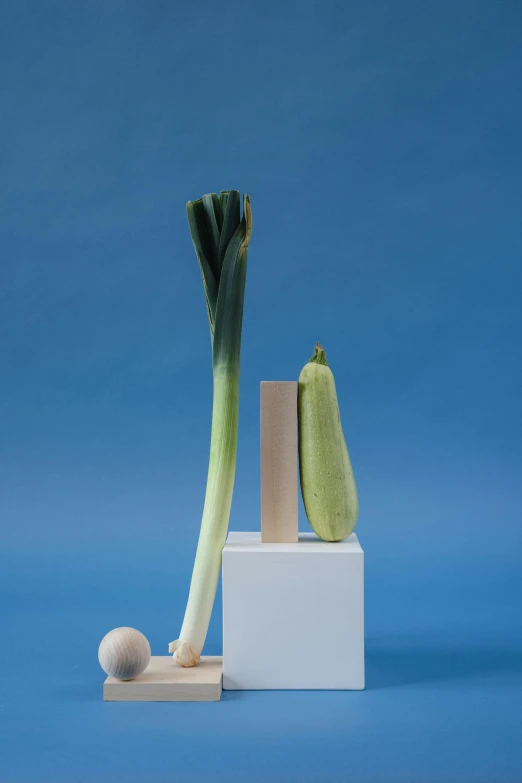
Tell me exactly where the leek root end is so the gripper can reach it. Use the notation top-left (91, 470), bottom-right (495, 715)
top-left (168, 639), bottom-right (200, 667)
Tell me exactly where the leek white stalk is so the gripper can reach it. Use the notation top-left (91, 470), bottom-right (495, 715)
top-left (169, 190), bottom-right (252, 667)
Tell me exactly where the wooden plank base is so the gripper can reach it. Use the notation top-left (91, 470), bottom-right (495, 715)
top-left (103, 656), bottom-right (222, 702)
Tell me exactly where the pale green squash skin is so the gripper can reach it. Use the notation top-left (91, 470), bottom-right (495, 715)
top-left (298, 345), bottom-right (358, 542)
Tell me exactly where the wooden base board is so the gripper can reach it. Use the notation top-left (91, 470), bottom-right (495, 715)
top-left (103, 656), bottom-right (222, 702)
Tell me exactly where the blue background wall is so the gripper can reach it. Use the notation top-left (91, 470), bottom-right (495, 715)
top-left (1, 1), bottom-right (521, 781)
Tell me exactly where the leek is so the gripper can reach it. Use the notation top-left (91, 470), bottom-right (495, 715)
top-left (169, 190), bottom-right (252, 667)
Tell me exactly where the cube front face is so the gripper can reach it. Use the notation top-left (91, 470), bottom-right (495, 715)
top-left (222, 532), bottom-right (364, 690)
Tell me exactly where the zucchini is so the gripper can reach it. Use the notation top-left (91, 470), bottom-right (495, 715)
top-left (298, 343), bottom-right (358, 542)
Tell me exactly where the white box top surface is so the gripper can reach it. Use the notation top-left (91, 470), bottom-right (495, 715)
top-left (224, 531), bottom-right (363, 554)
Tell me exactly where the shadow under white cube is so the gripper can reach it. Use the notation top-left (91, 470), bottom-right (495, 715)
top-left (222, 531), bottom-right (364, 690)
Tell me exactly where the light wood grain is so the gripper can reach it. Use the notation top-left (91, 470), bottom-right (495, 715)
top-left (103, 656), bottom-right (222, 702)
top-left (98, 627), bottom-right (151, 680)
top-left (260, 381), bottom-right (298, 543)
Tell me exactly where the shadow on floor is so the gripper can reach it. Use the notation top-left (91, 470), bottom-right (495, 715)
top-left (220, 689), bottom-right (244, 701)
top-left (366, 640), bottom-right (522, 690)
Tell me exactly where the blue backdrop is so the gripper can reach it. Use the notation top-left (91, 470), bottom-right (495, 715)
top-left (1, 1), bottom-right (521, 781)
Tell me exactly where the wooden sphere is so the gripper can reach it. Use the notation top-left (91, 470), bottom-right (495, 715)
top-left (98, 627), bottom-right (151, 680)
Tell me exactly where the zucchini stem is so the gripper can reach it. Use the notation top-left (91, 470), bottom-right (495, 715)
top-left (310, 342), bottom-right (328, 366)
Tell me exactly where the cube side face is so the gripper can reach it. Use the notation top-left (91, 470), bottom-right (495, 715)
top-left (223, 544), bottom-right (364, 690)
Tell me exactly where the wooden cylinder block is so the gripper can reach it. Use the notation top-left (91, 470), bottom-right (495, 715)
top-left (260, 381), bottom-right (299, 543)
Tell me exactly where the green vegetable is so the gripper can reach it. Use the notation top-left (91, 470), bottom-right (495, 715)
top-left (298, 343), bottom-right (358, 542)
top-left (169, 190), bottom-right (252, 667)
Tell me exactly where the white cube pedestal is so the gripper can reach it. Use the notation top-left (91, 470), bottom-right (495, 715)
top-left (222, 532), bottom-right (364, 690)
